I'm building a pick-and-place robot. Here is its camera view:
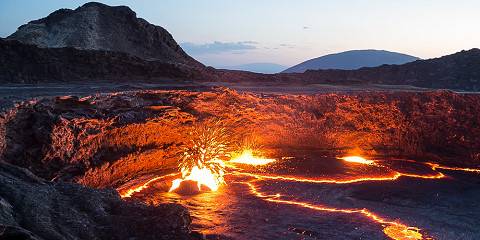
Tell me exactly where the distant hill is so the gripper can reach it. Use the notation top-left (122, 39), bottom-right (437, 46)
top-left (297, 48), bottom-right (480, 90)
top-left (2, 37), bottom-right (480, 91)
top-left (7, 2), bottom-right (203, 69)
top-left (221, 63), bottom-right (286, 74)
top-left (283, 50), bottom-right (419, 73)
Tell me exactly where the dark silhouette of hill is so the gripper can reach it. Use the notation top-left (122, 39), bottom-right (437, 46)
top-left (296, 48), bottom-right (480, 90)
top-left (283, 50), bottom-right (419, 73)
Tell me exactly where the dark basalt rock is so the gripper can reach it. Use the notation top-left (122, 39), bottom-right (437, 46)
top-left (0, 161), bottom-right (192, 240)
top-left (0, 39), bottom-right (207, 83)
top-left (7, 2), bottom-right (203, 69)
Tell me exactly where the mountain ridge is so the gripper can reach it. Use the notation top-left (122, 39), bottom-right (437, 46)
top-left (283, 49), bottom-right (419, 73)
top-left (7, 2), bottom-right (203, 69)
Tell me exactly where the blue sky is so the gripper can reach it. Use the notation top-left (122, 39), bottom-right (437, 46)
top-left (1, 0), bottom-right (479, 68)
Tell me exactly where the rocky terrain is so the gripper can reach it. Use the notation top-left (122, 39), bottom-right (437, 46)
top-left (0, 87), bottom-right (479, 239)
top-left (0, 161), bottom-right (191, 240)
top-left (0, 39), bottom-right (207, 83)
top-left (1, 2), bottom-right (479, 240)
top-left (7, 2), bottom-right (202, 69)
top-left (1, 88), bottom-right (478, 188)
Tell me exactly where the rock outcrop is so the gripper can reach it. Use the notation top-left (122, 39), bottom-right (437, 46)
top-left (0, 161), bottom-right (191, 240)
top-left (7, 2), bottom-right (203, 69)
top-left (0, 39), bottom-right (207, 83)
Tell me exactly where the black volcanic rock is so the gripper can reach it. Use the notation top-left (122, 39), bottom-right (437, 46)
top-left (0, 39), bottom-right (206, 83)
top-left (0, 161), bottom-right (192, 240)
top-left (283, 50), bottom-right (419, 73)
top-left (7, 2), bottom-right (203, 69)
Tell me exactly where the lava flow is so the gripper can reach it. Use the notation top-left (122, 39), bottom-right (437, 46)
top-left (119, 172), bottom-right (179, 198)
top-left (118, 151), bottom-right (480, 240)
top-left (242, 180), bottom-right (424, 240)
top-left (230, 155), bottom-right (426, 239)
top-left (426, 162), bottom-right (480, 173)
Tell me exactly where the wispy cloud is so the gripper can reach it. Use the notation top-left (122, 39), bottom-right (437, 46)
top-left (181, 41), bottom-right (257, 55)
top-left (280, 43), bottom-right (295, 49)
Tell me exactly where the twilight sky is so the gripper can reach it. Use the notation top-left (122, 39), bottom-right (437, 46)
top-left (1, 0), bottom-right (479, 68)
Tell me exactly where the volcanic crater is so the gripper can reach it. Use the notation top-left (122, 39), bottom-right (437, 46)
top-left (1, 87), bottom-right (479, 239)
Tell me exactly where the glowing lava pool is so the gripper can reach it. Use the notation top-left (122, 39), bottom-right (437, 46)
top-left (119, 150), bottom-right (480, 240)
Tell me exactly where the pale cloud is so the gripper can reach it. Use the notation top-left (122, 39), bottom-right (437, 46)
top-left (180, 41), bottom-right (257, 55)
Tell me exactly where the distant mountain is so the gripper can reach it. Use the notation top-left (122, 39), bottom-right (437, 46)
top-left (7, 2), bottom-right (203, 68)
top-left (296, 48), bottom-right (480, 90)
top-left (283, 50), bottom-right (419, 73)
top-left (221, 63), bottom-right (287, 74)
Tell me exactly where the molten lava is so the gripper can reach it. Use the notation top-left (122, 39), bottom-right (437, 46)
top-left (242, 180), bottom-right (425, 240)
top-left (119, 172), bottom-right (179, 198)
top-left (169, 166), bottom-right (224, 192)
top-left (383, 225), bottom-right (423, 240)
top-left (339, 156), bottom-right (375, 165)
top-left (230, 149), bottom-right (276, 166)
top-left (118, 151), bottom-right (480, 240)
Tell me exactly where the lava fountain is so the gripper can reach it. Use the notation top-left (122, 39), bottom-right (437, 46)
top-left (169, 123), bottom-right (228, 193)
top-left (169, 165), bottom-right (225, 192)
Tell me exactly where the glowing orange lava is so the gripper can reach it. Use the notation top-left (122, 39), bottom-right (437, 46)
top-left (242, 180), bottom-right (424, 240)
top-left (169, 165), bottom-right (225, 192)
top-left (230, 149), bottom-right (276, 166)
top-left (234, 171), bottom-right (404, 184)
top-left (427, 162), bottom-right (480, 173)
top-left (119, 172), bottom-right (179, 198)
top-left (384, 225), bottom-right (423, 240)
top-left (338, 156), bottom-right (375, 165)
top-left (117, 154), bottom-right (480, 239)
